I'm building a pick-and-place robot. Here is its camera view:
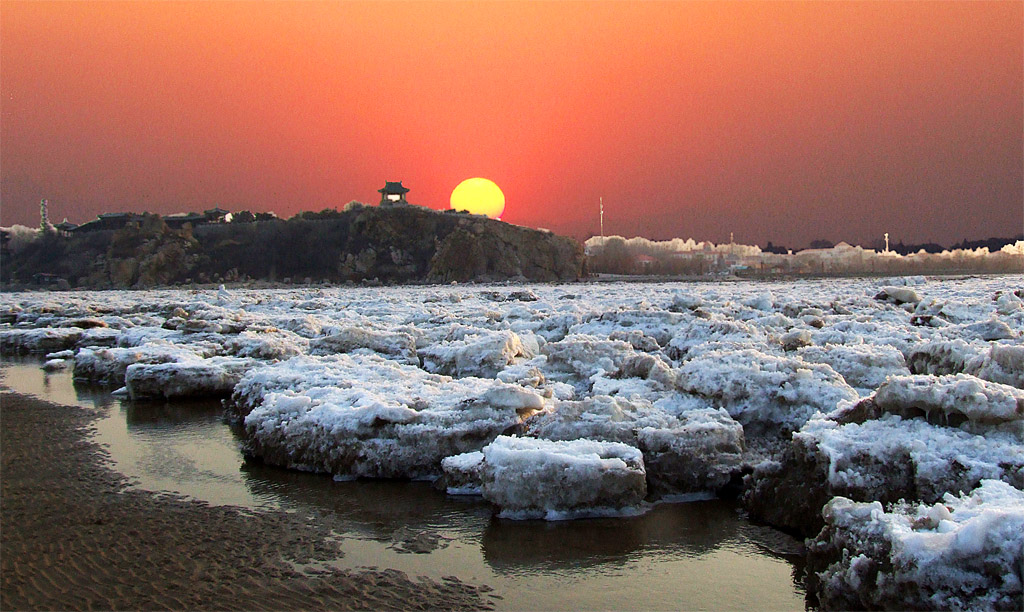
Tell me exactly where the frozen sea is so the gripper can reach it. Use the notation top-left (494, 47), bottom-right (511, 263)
top-left (2, 360), bottom-right (808, 610)
top-left (2, 275), bottom-right (1022, 609)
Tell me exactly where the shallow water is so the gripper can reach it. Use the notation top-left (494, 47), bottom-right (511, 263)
top-left (2, 358), bottom-right (810, 610)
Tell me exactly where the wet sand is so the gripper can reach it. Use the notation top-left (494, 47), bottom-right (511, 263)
top-left (0, 390), bottom-right (493, 611)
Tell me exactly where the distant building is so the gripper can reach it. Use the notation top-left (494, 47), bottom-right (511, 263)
top-left (203, 207), bottom-right (231, 223)
top-left (55, 219), bottom-right (78, 236)
top-left (74, 212), bottom-right (141, 233)
top-left (633, 254), bottom-right (657, 274)
top-left (163, 213), bottom-right (207, 229)
top-left (378, 181), bottom-right (410, 206)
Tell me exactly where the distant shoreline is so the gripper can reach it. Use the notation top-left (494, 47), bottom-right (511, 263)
top-left (2, 270), bottom-right (1018, 293)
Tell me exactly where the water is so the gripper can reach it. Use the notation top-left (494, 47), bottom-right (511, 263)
top-left (1, 358), bottom-right (810, 610)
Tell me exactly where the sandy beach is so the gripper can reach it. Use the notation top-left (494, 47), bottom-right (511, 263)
top-left (0, 389), bottom-right (493, 611)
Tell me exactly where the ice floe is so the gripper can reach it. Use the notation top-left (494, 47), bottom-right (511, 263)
top-left (478, 435), bottom-right (648, 520)
top-left (234, 354), bottom-right (545, 479)
top-left (3, 275), bottom-right (1024, 609)
top-left (808, 479), bottom-right (1024, 611)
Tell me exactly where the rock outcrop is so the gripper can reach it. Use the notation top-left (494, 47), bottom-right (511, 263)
top-left (2, 206), bottom-right (585, 288)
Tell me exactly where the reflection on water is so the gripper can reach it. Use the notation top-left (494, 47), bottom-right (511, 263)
top-left (482, 501), bottom-right (734, 573)
top-left (1, 358), bottom-right (810, 610)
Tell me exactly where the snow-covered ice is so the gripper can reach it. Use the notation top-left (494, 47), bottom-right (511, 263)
top-left (744, 373), bottom-right (1024, 535)
top-left (234, 354), bottom-right (545, 479)
top-left (675, 348), bottom-right (859, 432)
top-left (809, 479), bottom-right (1024, 611)
top-left (3, 274), bottom-right (1023, 608)
top-left (478, 435), bottom-right (647, 519)
top-left (125, 357), bottom-right (255, 400)
top-left (525, 396), bottom-right (744, 495)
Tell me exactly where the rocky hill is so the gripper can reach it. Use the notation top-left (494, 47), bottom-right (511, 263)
top-left (2, 206), bottom-right (585, 288)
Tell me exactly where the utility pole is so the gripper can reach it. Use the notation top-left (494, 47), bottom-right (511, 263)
top-left (600, 197), bottom-right (604, 237)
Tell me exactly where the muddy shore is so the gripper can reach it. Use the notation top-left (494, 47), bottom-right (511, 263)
top-left (0, 390), bottom-right (493, 611)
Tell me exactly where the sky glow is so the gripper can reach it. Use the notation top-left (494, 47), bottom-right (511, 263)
top-left (1, 1), bottom-right (1020, 247)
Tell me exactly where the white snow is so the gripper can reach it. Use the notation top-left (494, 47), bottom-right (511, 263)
top-left (796, 412), bottom-right (1024, 502)
top-left (236, 354), bottom-right (546, 479)
top-left (813, 480), bottom-right (1024, 610)
top-left (676, 348), bottom-right (859, 431)
top-left (125, 357), bottom-right (255, 399)
top-left (479, 435), bottom-right (647, 519)
top-left (3, 275), bottom-right (1023, 551)
top-left (872, 374), bottom-right (1024, 429)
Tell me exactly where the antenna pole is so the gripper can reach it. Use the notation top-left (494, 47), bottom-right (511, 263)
top-left (600, 197), bottom-right (604, 237)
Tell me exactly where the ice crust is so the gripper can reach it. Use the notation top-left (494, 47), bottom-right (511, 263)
top-left (479, 435), bottom-right (648, 519)
top-left (676, 348), bottom-right (859, 431)
top-left (525, 396), bottom-right (744, 495)
top-left (3, 276), bottom-right (1024, 607)
top-left (871, 374), bottom-right (1024, 428)
top-left (126, 357), bottom-right (255, 399)
top-left (236, 354), bottom-right (545, 479)
top-left (809, 480), bottom-right (1024, 611)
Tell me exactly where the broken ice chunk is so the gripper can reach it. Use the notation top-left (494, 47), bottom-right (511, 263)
top-left (799, 343), bottom-right (909, 392)
top-left (779, 329), bottom-right (812, 351)
top-left (807, 480), bottom-right (1024, 611)
top-left (236, 354), bottom-right (543, 479)
top-left (420, 329), bottom-right (535, 378)
top-left (743, 406), bottom-right (1024, 536)
top-left (441, 451), bottom-right (485, 495)
top-left (872, 373), bottom-right (1024, 430)
top-left (42, 358), bottom-right (69, 371)
top-left (874, 286), bottom-right (921, 305)
top-left (480, 436), bottom-right (647, 520)
top-left (636, 408), bottom-right (745, 496)
top-left (224, 328), bottom-right (309, 360)
top-left (309, 327), bottom-right (417, 364)
top-left (676, 348), bottom-right (858, 432)
top-left (125, 357), bottom-right (255, 400)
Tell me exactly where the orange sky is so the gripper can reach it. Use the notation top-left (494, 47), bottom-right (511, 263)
top-left (2, 1), bottom-right (1021, 247)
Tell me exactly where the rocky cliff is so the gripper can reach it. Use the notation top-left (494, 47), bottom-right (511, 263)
top-left (2, 207), bottom-right (584, 288)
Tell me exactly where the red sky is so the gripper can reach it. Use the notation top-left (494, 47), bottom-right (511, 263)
top-left (2, 1), bottom-right (1021, 247)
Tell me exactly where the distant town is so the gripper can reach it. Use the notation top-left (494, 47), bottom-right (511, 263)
top-left (584, 235), bottom-right (1023, 277)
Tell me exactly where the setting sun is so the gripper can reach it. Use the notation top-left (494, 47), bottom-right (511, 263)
top-left (450, 178), bottom-right (505, 219)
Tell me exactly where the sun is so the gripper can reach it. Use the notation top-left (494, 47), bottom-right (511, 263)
top-left (450, 178), bottom-right (505, 219)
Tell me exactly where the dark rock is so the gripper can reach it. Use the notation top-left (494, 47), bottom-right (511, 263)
top-left (2, 206), bottom-right (585, 288)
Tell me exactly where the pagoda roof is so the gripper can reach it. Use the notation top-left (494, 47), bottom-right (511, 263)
top-left (378, 181), bottom-right (410, 194)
